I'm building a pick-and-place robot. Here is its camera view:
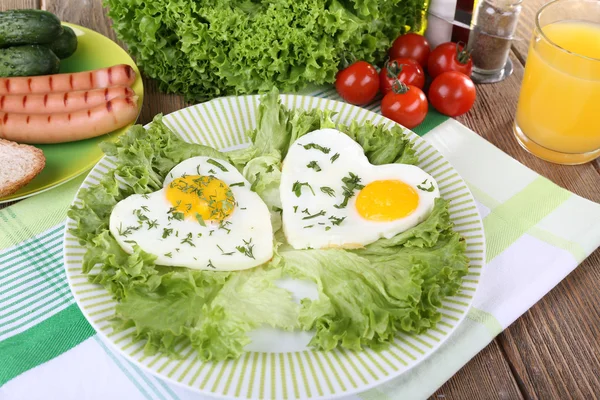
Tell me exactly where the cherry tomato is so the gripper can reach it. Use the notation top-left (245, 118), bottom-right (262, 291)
top-left (389, 33), bottom-right (431, 68)
top-left (381, 82), bottom-right (428, 129)
top-left (335, 61), bottom-right (379, 105)
top-left (428, 42), bottom-right (473, 78)
top-left (380, 59), bottom-right (425, 95)
top-left (390, 57), bottom-right (422, 69)
top-left (428, 71), bottom-right (476, 117)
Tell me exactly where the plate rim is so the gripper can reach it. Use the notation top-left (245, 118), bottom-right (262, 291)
top-left (63, 93), bottom-right (486, 400)
top-left (0, 22), bottom-right (144, 204)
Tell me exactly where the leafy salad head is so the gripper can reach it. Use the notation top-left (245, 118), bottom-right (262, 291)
top-left (105, 0), bottom-right (427, 102)
top-left (68, 90), bottom-right (469, 361)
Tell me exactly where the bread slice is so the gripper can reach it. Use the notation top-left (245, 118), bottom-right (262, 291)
top-left (0, 139), bottom-right (46, 197)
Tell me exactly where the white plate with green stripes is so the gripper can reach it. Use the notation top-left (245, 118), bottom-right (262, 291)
top-left (63, 94), bottom-right (485, 400)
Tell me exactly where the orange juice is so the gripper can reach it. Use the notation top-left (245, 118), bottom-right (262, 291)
top-left (515, 20), bottom-right (600, 163)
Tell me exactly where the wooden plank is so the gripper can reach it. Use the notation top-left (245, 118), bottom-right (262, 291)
top-left (498, 250), bottom-right (600, 398)
top-left (43, 0), bottom-right (187, 125)
top-left (430, 340), bottom-right (524, 400)
top-left (1, 1), bottom-right (38, 11)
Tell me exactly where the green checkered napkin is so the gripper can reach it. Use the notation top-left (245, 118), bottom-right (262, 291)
top-left (1, 94), bottom-right (599, 400)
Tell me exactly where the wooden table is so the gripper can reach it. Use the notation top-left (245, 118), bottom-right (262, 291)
top-left (3, 0), bottom-right (599, 398)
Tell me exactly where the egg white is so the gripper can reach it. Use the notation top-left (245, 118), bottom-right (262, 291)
top-left (280, 129), bottom-right (440, 249)
top-left (109, 156), bottom-right (273, 271)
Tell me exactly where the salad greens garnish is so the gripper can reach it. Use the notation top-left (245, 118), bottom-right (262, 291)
top-left (68, 91), bottom-right (467, 363)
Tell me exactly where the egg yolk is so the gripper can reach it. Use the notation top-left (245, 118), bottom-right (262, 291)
top-left (355, 180), bottom-right (419, 221)
top-left (165, 175), bottom-right (235, 223)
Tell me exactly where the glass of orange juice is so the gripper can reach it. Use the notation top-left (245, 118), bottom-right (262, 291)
top-left (514, 0), bottom-right (600, 165)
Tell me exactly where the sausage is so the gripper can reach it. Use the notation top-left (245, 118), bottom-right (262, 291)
top-left (0, 96), bottom-right (139, 144)
top-left (0, 64), bottom-right (136, 95)
top-left (0, 86), bottom-right (134, 114)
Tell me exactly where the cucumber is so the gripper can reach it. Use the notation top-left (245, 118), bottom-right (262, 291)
top-left (45, 25), bottom-right (77, 59)
top-left (0, 45), bottom-right (60, 77)
top-left (0, 10), bottom-right (63, 48)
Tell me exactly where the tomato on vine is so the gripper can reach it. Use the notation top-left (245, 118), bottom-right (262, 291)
top-left (428, 42), bottom-right (473, 78)
top-left (380, 59), bottom-right (425, 95)
top-left (428, 71), bottom-right (476, 117)
top-left (335, 61), bottom-right (379, 105)
top-left (389, 33), bottom-right (431, 68)
top-left (381, 81), bottom-right (428, 129)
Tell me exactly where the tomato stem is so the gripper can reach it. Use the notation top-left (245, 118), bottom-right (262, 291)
top-left (455, 41), bottom-right (472, 65)
top-left (385, 60), bottom-right (404, 79)
top-left (391, 80), bottom-right (409, 94)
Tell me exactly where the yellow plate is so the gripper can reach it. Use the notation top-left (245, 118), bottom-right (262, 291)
top-left (0, 23), bottom-right (144, 203)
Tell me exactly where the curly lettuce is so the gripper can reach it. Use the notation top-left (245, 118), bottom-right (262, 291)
top-left (69, 91), bottom-right (468, 361)
top-left (104, 0), bottom-right (427, 101)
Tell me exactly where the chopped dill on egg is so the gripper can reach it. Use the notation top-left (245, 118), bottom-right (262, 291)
top-left (302, 210), bottom-right (326, 220)
top-left (181, 233), bottom-right (196, 247)
top-left (307, 161), bottom-right (321, 172)
top-left (236, 238), bottom-right (255, 259)
top-left (417, 179), bottom-right (435, 192)
top-left (195, 213), bottom-right (206, 226)
top-left (320, 186), bottom-right (335, 197)
top-left (146, 219), bottom-right (159, 229)
top-left (217, 244), bottom-right (235, 255)
top-left (207, 158), bottom-right (228, 172)
top-left (330, 153), bottom-right (340, 163)
top-left (329, 216), bottom-right (346, 226)
top-left (117, 223), bottom-right (139, 237)
top-left (292, 181), bottom-right (315, 197)
top-left (334, 172), bottom-right (364, 209)
top-left (302, 143), bottom-right (330, 154)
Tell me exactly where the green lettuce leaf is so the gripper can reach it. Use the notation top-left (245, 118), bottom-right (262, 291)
top-left (69, 94), bottom-right (467, 362)
top-left (242, 153), bottom-right (283, 231)
top-left (341, 120), bottom-right (418, 165)
top-left (282, 199), bottom-right (469, 351)
top-left (105, 0), bottom-right (426, 102)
